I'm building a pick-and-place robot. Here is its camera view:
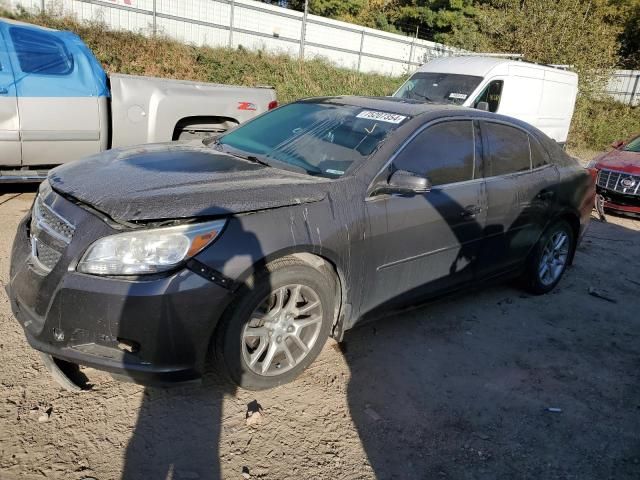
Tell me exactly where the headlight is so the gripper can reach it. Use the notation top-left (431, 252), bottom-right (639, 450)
top-left (586, 159), bottom-right (598, 169)
top-left (77, 219), bottom-right (227, 275)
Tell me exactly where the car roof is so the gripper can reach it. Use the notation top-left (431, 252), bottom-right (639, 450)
top-left (297, 95), bottom-right (556, 144)
top-left (299, 95), bottom-right (467, 117)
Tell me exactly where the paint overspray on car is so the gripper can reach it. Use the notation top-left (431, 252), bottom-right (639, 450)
top-left (9, 97), bottom-right (595, 389)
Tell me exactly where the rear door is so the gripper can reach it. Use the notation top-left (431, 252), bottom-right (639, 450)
top-left (0, 24), bottom-right (20, 166)
top-left (362, 119), bottom-right (486, 314)
top-left (477, 120), bottom-right (558, 278)
top-left (7, 25), bottom-right (103, 166)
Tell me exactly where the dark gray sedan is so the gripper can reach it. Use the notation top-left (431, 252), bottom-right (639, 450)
top-left (8, 96), bottom-right (595, 390)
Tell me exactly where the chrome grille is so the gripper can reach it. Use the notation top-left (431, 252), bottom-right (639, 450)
top-left (597, 169), bottom-right (640, 196)
top-left (32, 238), bottom-right (63, 271)
top-left (30, 194), bottom-right (75, 273)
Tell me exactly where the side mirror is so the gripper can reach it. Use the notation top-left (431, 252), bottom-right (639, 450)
top-left (386, 169), bottom-right (431, 195)
top-left (475, 101), bottom-right (489, 111)
top-left (611, 140), bottom-right (624, 149)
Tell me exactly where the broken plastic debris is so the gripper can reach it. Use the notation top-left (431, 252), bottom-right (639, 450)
top-left (364, 407), bottom-right (382, 421)
top-left (587, 287), bottom-right (617, 303)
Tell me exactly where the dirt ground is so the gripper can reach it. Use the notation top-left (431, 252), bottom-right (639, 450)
top-left (1, 185), bottom-right (639, 480)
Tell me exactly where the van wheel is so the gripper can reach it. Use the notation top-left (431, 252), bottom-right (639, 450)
top-left (522, 220), bottom-right (574, 294)
top-left (216, 258), bottom-right (334, 390)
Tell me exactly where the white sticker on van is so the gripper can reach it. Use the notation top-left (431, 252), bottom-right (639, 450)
top-left (356, 110), bottom-right (407, 124)
top-left (449, 93), bottom-right (468, 100)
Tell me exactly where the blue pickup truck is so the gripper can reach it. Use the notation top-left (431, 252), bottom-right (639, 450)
top-left (0, 18), bottom-right (277, 182)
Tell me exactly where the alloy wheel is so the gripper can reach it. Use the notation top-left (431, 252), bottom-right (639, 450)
top-left (538, 230), bottom-right (570, 286)
top-left (242, 284), bottom-right (323, 376)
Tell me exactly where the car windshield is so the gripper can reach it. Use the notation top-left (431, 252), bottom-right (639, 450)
top-left (622, 136), bottom-right (640, 153)
top-left (216, 102), bottom-right (409, 178)
top-left (394, 72), bottom-right (483, 105)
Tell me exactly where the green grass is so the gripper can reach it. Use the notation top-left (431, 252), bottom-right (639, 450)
top-left (2, 9), bottom-right (637, 152)
top-left (569, 97), bottom-right (640, 155)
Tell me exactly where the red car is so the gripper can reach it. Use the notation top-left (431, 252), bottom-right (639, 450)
top-left (589, 133), bottom-right (640, 218)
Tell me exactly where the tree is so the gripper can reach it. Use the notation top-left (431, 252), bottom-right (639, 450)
top-left (389, 1), bottom-right (479, 41)
top-left (614, 0), bottom-right (640, 68)
top-left (287, 0), bottom-right (366, 18)
top-left (473, 0), bottom-right (621, 92)
top-left (286, 0), bottom-right (632, 71)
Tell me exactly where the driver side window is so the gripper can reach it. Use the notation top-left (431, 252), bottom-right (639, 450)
top-left (393, 120), bottom-right (478, 186)
top-left (474, 80), bottom-right (503, 113)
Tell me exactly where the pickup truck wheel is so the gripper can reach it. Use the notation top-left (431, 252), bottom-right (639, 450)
top-left (216, 258), bottom-right (334, 390)
top-left (173, 118), bottom-right (238, 141)
top-left (522, 220), bottom-right (574, 295)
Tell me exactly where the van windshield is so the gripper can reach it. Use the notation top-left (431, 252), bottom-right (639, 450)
top-left (394, 72), bottom-right (483, 105)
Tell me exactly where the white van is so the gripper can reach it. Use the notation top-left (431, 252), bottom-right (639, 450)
top-left (393, 56), bottom-right (579, 145)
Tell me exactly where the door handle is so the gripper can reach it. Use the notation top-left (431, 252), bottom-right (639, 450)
top-left (536, 190), bottom-right (554, 201)
top-left (0, 87), bottom-right (8, 95)
top-left (460, 205), bottom-right (483, 218)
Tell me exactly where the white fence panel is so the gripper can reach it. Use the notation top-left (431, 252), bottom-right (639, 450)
top-left (9, 0), bottom-right (458, 76)
top-left (607, 70), bottom-right (640, 106)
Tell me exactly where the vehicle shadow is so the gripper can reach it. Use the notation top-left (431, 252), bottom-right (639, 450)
top-left (342, 216), bottom-right (640, 480)
top-left (0, 183), bottom-right (39, 203)
top-left (116, 165), bottom-right (600, 479)
top-left (340, 218), bottom-right (640, 480)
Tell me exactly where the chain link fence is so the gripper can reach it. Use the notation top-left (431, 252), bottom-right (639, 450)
top-left (9, 0), bottom-right (639, 106)
top-left (15, 0), bottom-right (461, 77)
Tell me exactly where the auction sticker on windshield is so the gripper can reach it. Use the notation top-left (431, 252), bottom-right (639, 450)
top-left (356, 110), bottom-right (407, 124)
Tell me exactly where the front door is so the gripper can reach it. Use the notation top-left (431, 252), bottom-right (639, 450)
top-left (0, 25), bottom-right (20, 166)
top-left (6, 24), bottom-right (103, 166)
top-left (362, 119), bottom-right (486, 316)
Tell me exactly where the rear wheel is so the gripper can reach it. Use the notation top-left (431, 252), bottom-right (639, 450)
top-left (522, 220), bottom-right (574, 294)
top-left (216, 258), bottom-right (334, 390)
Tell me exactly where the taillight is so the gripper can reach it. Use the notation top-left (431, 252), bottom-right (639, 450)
top-left (268, 100), bottom-right (278, 110)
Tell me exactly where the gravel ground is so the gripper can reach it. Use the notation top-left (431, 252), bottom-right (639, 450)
top-left (1, 185), bottom-right (639, 480)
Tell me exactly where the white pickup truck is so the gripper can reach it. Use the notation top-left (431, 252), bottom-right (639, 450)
top-left (0, 18), bottom-right (277, 182)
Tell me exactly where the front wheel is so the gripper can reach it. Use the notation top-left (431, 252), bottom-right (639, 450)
top-left (522, 220), bottom-right (574, 295)
top-left (216, 258), bottom-right (335, 390)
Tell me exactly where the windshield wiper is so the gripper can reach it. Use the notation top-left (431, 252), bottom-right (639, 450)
top-left (410, 91), bottom-right (435, 103)
top-left (243, 155), bottom-right (271, 167)
top-left (214, 142), bottom-right (271, 167)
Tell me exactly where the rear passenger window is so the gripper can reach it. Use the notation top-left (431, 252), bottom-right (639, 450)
top-left (10, 27), bottom-right (73, 75)
top-left (484, 122), bottom-right (531, 176)
top-left (529, 135), bottom-right (550, 169)
top-left (394, 120), bottom-right (477, 186)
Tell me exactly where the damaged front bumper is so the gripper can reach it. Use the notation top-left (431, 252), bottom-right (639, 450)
top-left (8, 195), bottom-right (233, 387)
top-left (596, 186), bottom-right (640, 218)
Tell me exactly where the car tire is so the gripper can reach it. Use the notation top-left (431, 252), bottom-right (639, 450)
top-left (216, 257), bottom-right (335, 390)
top-left (522, 219), bottom-right (575, 295)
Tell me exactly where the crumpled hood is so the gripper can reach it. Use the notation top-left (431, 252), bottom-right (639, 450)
top-left (595, 149), bottom-right (640, 175)
top-left (49, 142), bottom-right (330, 222)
